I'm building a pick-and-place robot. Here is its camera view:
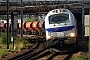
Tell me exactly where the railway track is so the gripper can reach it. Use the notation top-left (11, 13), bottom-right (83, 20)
top-left (8, 37), bottom-right (80, 60)
top-left (30, 45), bottom-right (80, 60)
top-left (64, 46), bottom-right (79, 60)
top-left (8, 39), bottom-right (46, 60)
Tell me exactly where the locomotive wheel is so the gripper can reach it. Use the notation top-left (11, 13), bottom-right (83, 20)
top-left (45, 41), bottom-right (50, 47)
top-left (45, 41), bottom-right (55, 47)
top-left (57, 41), bottom-right (64, 48)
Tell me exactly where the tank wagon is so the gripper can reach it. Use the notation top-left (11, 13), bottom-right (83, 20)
top-left (18, 23), bottom-right (26, 34)
top-left (24, 22), bottom-right (34, 34)
top-left (0, 21), bottom-right (45, 36)
top-left (0, 23), bottom-right (6, 32)
top-left (17, 21), bottom-right (45, 36)
top-left (0, 23), bottom-right (11, 32)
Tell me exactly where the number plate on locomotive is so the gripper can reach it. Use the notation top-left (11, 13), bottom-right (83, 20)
top-left (57, 32), bottom-right (64, 37)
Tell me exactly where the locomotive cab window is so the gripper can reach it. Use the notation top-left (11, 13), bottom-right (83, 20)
top-left (49, 14), bottom-right (69, 24)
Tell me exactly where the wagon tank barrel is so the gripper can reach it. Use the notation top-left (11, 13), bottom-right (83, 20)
top-left (24, 22), bottom-right (34, 31)
top-left (32, 22), bottom-right (39, 30)
top-left (38, 21), bottom-right (45, 29)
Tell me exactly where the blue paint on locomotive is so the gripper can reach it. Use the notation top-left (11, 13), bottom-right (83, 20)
top-left (45, 26), bottom-right (74, 32)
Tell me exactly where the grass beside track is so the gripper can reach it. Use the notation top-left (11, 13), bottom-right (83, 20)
top-left (0, 33), bottom-right (31, 58)
top-left (70, 39), bottom-right (89, 60)
top-left (70, 56), bottom-right (87, 60)
top-left (0, 44), bottom-right (11, 57)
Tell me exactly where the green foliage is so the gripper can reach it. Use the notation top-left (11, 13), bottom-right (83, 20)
top-left (0, 33), bottom-right (11, 44)
top-left (25, 18), bottom-right (37, 22)
top-left (70, 56), bottom-right (87, 60)
top-left (0, 37), bottom-right (31, 57)
top-left (81, 41), bottom-right (88, 49)
top-left (23, 40), bottom-right (29, 45)
top-left (14, 38), bottom-right (30, 49)
top-left (0, 48), bottom-right (10, 57)
top-left (14, 38), bottom-right (29, 44)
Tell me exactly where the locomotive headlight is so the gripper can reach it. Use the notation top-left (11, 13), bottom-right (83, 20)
top-left (70, 33), bottom-right (75, 37)
top-left (47, 35), bottom-right (53, 41)
top-left (47, 35), bottom-right (51, 39)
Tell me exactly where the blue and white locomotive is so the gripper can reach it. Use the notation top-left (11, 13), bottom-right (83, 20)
top-left (45, 9), bottom-right (77, 46)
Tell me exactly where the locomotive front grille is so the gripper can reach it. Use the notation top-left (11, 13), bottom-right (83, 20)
top-left (50, 32), bottom-right (57, 37)
top-left (50, 32), bottom-right (64, 38)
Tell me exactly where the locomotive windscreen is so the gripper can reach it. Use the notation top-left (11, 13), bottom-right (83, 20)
top-left (49, 14), bottom-right (69, 24)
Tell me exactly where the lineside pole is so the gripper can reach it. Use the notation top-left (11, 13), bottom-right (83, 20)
top-left (6, 0), bottom-right (9, 50)
top-left (82, 0), bottom-right (84, 41)
top-left (11, 12), bottom-right (14, 48)
top-left (89, 9), bottom-right (90, 60)
top-left (21, 0), bottom-right (23, 38)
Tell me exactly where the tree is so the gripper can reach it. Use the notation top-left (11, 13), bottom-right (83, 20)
top-left (25, 18), bottom-right (37, 22)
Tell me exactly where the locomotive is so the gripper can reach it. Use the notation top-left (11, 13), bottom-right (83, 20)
top-left (45, 9), bottom-right (78, 46)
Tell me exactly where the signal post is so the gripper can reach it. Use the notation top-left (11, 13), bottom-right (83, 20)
top-left (11, 12), bottom-right (18, 49)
